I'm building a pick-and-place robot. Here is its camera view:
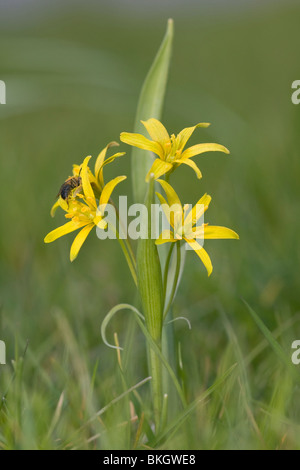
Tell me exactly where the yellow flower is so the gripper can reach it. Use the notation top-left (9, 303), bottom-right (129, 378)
top-left (50, 142), bottom-right (125, 217)
top-left (44, 147), bottom-right (126, 261)
top-left (120, 118), bottom-right (229, 181)
top-left (155, 179), bottom-right (239, 276)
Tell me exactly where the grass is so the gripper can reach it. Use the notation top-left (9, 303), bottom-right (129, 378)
top-left (1, 2), bottom-right (300, 449)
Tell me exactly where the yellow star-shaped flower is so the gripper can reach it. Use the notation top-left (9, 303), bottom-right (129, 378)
top-left (120, 118), bottom-right (229, 181)
top-left (155, 179), bottom-right (239, 276)
top-left (44, 146), bottom-right (126, 261)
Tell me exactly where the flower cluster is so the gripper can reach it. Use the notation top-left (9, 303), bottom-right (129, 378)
top-left (45, 119), bottom-right (238, 274)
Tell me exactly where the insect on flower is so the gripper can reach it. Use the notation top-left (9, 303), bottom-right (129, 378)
top-left (45, 148), bottom-right (127, 262)
top-left (57, 172), bottom-right (82, 201)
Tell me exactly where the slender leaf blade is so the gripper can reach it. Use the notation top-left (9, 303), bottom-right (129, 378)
top-left (132, 19), bottom-right (174, 203)
top-left (243, 299), bottom-right (300, 384)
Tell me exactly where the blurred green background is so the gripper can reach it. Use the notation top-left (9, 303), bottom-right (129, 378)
top-left (1, 0), bottom-right (300, 449)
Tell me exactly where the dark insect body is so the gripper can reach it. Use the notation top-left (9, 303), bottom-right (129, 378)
top-left (57, 176), bottom-right (82, 200)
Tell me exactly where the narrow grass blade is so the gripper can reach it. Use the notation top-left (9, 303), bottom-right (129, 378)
top-left (81, 376), bottom-right (152, 428)
top-left (243, 299), bottom-right (300, 384)
top-left (152, 364), bottom-right (237, 448)
top-left (101, 302), bottom-right (186, 407)
top-left (133, 312), bottom-right (186, 408)
top-left (217, 303), bottom-right (251, 401)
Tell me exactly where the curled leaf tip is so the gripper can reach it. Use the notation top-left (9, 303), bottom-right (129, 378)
top-left (107, 141), bottom-right (120, 149)
top-left (196, 122), bottom-right (211, 128)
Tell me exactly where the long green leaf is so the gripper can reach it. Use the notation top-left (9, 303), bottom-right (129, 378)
top-left (131, 19), bottom-right (174, 203)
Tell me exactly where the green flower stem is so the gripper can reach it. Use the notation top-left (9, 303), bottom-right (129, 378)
top-left (162, 242), bottom-right (175, 303)
top-left (116, 234), bottom-right (138, 287)
top-left (111, 200), bottom-right (137, 270)
top-left (161, 243), bottom-right (181, 402)
top-left (163, 242), bottom-right (181, 320)
top-left (109, 221), bottom-right (137, 286)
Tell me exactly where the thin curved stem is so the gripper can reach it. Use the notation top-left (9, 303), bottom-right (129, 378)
top-left (163, 241), bottom-right (181, 320)
top-left (110, 199), bottom-right (137, 269)
top-left (162, 242), bottom-right (175, 303)
top-left (116, 232), bottom-right (138, 286)
top-left (108, 219), bottom-right (137, 286)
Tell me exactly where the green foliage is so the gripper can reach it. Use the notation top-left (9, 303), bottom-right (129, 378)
top-left (1, 3), bottom-right (300, 449)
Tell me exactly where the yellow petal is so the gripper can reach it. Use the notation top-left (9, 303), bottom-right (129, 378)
top-left (95, 142), bottom-right (119, 176)
top-left (94, 216), bottom-right (107, 230)
top-left (99, 176), bottom-right (127, 208)
top-left (157, 179), bottom-right (182, 208)
top-left (95, 145), bottom-right (109, 185)
top-left (155, 192), bottom-right (172, 227)
top-left (157, 179), bottom-right (183, 230)
top-left (184, 194), bottom-right (212, 228)
top-left (120, 132), bottom-right (163, 158)
top-left (141, 118), bottom-right (170, 143)
top-left (95, 142), bottom-right (121, 188)
top-left (181, 143), bottom-right (230, 159)
top-left (102, 152), bottom-right (125, 168)
top-left (97, 153), bottom-right (125, 192)
top-left (44, 220), bottom-right (87, 243)
top-left (81, 156), bottom-right (97, 210)
top-left (155, 230), bottom-right (176, 245)
top-left (173, 158), bottom-right (202, 179)
top-left (72, 164), bottom-right (82, 176)
top-left (70, 224), bottom-right (94, 262)
top-left (145, 159), bottom-right (173, 182)
top-left (176, 123), bottom-right (210, 150)
top-left (50, 197), bottom-right (68, 217)
top-left (204, 225), bottom-right (239, 239)
top-left (87, 167), bottom-right (98, 188)
top-left (156, 192), bottom-right (183, 233)
top-left (185, 239), bottom-right (213, 276)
